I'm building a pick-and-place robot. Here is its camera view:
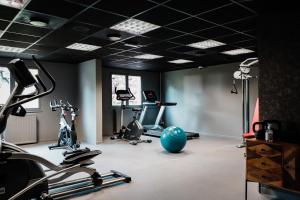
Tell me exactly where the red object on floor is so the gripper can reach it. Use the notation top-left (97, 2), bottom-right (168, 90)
top-left (243, 98), bottom-right (259, 138)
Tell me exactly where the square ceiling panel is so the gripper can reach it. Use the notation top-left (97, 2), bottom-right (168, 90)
top-left (165, 0), bottom-right (231, 15)
top-left (216, 33), bottom-right (253, 44)
top-left (67, 0), bottom-right (99, 6)
top-left (1, 32), bottom-right (40, 43)
top-left (123, 36), bottom-right (159, 46)
top-left (224, 16), bottom-right (257, 32)
top-left (147, 41), bottom-right (178, 50)
top-left (143, 27), bottom-right (182, 40)
top-left (232, 39), bottom-right (256, 48)
top-left (38, 21), bottom-right (101, 47)
top-left (94, 0), bottom-right (156, 17)
top-left (135, 6), bottom-right (189, 26)
top-left (0, 39), bottom-right (30, 48)
top-left (26, 0), bottom-right (85, 19)
top-left (168, 45), bottom-right (200, 53)
top-left (114, 50), bottom-right (142, 58)
top-left (169, 34), bottom-right (204, 45)
top-left (0, 5), bottom-right (19, 20)
top-left (167, 17), bottom-right (215, 33)
top-left (75, 8), bottom-right (126, 27)
top-left (7, 23), bottom-right (50, 36)
top-left (0, 19), bottom-right (9, 30)
top-left (80, 36), bottom-right (112, 47)
top-left (25, 44), bottom-right (59, 55)
top-left (193, 26), bottom-right (236, 39)
top-left (198, 4), bottom-right (255, 25)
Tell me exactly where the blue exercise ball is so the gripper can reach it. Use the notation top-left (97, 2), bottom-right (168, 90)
top-left (160, 126), bottom-right (187, 153)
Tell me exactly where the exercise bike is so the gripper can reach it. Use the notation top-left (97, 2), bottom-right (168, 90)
top-left (111, 87), bottom-right (152, 145)
top-left (0, 56), bottom-right (131, 200)
top-left (48, 100), bottom-right (80, 152)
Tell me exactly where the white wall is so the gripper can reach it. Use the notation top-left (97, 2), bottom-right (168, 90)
top-left (163, 63), bottom-right (258, 138)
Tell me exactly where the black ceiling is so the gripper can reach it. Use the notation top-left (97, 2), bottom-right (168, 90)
top-left (0, 0), bottom-right (259, 71)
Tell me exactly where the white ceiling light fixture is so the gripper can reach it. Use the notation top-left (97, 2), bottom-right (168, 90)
top-left (168, 59), bottom-right (194, 64)
top-left (107, 33), bottom-right (121, 41)
top-left (188, 39), bottom-right (225, 49)
top-left (0, 0), bottom-right (29, 9)
top-left (66, 43), bottom-right (101, 51)
top-left (222, 48), bottom-right (254, 55)
top-left (198, 66), bottom-right (203, 69)
top-left (133, 54), bottom-right (163, 60)
top-left (111, 18), bottom-right (160, 35)
top-left (0, 45), bottom-right (25, 53)
top-left (29, 17), bottom-right (48, 27)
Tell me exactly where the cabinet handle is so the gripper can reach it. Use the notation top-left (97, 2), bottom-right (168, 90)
top-left (261, 148), bottom-right (266, 152)
top-left (261, 162), bottom-right (266, 166)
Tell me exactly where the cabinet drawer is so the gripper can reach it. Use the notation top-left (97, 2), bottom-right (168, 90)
top-left (248, 144), bottom-right (282, 157)
top-left (247, 157), bottom-right (281, 170)
top-left (247, 167), bottom-right (282, 187)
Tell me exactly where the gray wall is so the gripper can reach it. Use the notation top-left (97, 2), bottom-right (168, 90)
top-left (163, 63), bottom-right (258, 138)
top-left (102, 67), bottom-right (160, 136)
top-left (0, 58), bottom-right (79, 142)
top-left (78, 59), bottom-right (103, 144)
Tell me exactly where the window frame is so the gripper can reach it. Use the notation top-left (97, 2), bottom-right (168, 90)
top-left (111, 73), bottom-right (142, 107)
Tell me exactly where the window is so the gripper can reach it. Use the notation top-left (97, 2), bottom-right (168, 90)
top-left (0, 67), bottom-right (39, 110)
top-left (0, 67), bottom-right (10, 105)
top-left (112, 74), bottom-right (142, 106)
top-left (22, 69), bottom-right (39, 109)
top-left (128, 76), bottom-right (141, 106)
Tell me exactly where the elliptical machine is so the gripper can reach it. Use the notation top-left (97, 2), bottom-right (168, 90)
top-left (48, 100), bottom-right (80, 151)
top-left (111, 87), bottom-right (152, 145)
top-left (0, 56), bottom-right (131, 200)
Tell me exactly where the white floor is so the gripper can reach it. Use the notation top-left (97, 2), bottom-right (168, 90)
top-left (23, 135), bottom-right (267, 200)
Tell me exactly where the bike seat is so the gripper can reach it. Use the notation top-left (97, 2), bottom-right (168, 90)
top-left (61, 149), bottom-right (101, 165)
top-left (132, 107), bottom-right (142, 112)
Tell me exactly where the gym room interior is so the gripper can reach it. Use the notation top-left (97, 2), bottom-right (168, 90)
top-left (0, 0), bottom-right (300, 199)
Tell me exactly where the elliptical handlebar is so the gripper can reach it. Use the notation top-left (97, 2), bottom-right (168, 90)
top-left (6, 56), bottom-right (56, 110)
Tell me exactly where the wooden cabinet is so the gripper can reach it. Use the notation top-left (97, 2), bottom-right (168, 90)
top-left (245, 139), bottom-right (300, 199)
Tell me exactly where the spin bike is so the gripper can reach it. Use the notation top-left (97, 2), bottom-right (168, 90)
top-left (0, 56), bottom-right (131, 200)
top-left (111, 87), bottom-right (152, 145)
top-left (48, 100), bottom-right (80, 152)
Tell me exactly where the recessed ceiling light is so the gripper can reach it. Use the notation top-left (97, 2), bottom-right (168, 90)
top-left (188, 39), bottom-right (225, 49)
top-left (29, 17), bottom-right (48, 27)
top-left (107, 33), bottom-right (121, 41)
top-left (168, 59), bottom-right (194, 64)
top-left (111, 18), bottom-right (160, 35)
top-left (133, 54), bottom-right (163, 60)
top-left (222, 48), bottom-right (254, 55)
top-left (66, 43), bottom-right (101, 51)
top-left (0, 45), bottom-right (25, 53)
top-left (0, 0), bottom-right (29, 8)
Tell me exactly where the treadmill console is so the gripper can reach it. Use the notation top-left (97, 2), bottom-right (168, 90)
top-left (143, 90), bottom-right (158, 102)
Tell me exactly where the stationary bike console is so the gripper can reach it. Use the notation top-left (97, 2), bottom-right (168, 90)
top-left (115, 88), bottom-right (135, 101)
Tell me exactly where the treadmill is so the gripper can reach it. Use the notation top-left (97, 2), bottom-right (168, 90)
top-left (139, 90), bottom-right (199, 140)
